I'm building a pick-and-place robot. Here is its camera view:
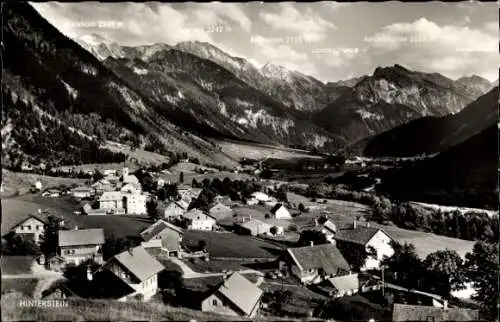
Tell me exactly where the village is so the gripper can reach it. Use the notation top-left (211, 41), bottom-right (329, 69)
top-left (1, 159), bottom-right (484, 321)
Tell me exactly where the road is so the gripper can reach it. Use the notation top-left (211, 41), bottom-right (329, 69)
top-left (169, 258), bottom-right (265, 281)
top-left (2, 261), bottom-right (65, 299)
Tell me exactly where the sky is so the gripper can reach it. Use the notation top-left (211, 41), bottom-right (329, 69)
top-left (31, 1), bottom-right (498, 83)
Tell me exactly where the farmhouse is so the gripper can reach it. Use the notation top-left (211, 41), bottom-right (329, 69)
top-left (42, 188), bottom-right (61, 198)
top-left (201, 272), bottom-right (263, 318)
top-left (103, 169), bottom-right (117, 177)
top-left (284, 243), bottom-right (350, 284)
top-left (140, 220), bottom-right (183, 257)
top-left (235, 218), bottom-right (273, 236)
top-left (9, 214), bottom-right (48, 244)
top-left (178, 187), bottom-right (203, 203)
top-left (250, 191), bottom-right (272, 202)
top-left (324, 273), bottom-right (360, 298)
top-left (163, 200), bottom-right (189, 221)
top-left (58, 228), bottom-right (105, 266)
top-left (392, 303), bottom-right (479, 322)
top-left (182, 209), bottom-right (216, 231)
top-left (99, 246), bottom-right (164, 301)
top-left (209, 202), bottom-right (233, 221)
top-left (71, 186), bottom-right (94, 198)
top-left (270, 203), bottom-right (291, 219)
top-left (334, 221), bottom-right (395, 271)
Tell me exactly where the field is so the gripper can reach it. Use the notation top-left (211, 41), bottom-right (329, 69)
top-left (1, 169), bottom-right (86, 198)
top-left (103, 141), bottom-right (170, 165)
top-left (215, 139), bottom-right (323, 161)
top-left (159, 162), bottom-right (251, 183)
top-left (0, 294), bottom-right (248, 321)
top-left (54, 162), bottom-right (141, 174)
top-left (183, 231), bottom-right (281, 259)
top-left (1, 256), bottom-right (35, 275)
top-left (1, 279), bottom-right (39, 297)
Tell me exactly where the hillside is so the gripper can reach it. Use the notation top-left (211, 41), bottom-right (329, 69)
top-left (313, 64), bottom-right (486, 144)
top-left (377, 124), bottom-right (498, 209)
top-left (2, 2), bottom-right (239, 168)
top-left (363, 87), bottom-right (498, 157)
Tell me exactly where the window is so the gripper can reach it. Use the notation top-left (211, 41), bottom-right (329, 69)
top-left (426, 317), bottom-right (435, 322)
top-left (20, 226), bottom-right (24, 231)
top-left (212, 299), bottom-right (218, 306)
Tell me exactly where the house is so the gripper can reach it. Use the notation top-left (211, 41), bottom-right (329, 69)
top-left (156, 178), bottom-right (165, 188)
top-left (392, 303), bottom-right (480, 322)
top-left (182, 209), bottom-right (216, 231)
top-left (42, 189), bottom-right (61, 198)
top-left (9, 214), bottom-right (47, 243)
top-left (99, 246), bottom-right (164, 301)
top-left (92, 179), bottom-right (114, 194)
top-left (120, 183), bottom-right (142, 195)
top-left (179, 187), bottom-right (203, 203)
top-left (33, 180), bottom-right (43, 191)
top-left (334, 221), bottom-right (395, 271)
top-left (250, 191), bottom-right (271, 202)
top-left (163, 200), bottom-right (189, 221)
top-left (316, 218), bottom-right (337, 243)
top-left (71, 186), bottom-right (94, 198)
top-left (325, 273), bottom-right (360, 297)
top-left (285, 243), bottom-right (350, 284)
top-left (103, 169), bottom-right (117, 177)
top-left (201, 272), bottom-right (263, 317)
top-left (270, 203), bottom-right (291, 219)
top-left (58, 228), bottom-right (105, 266)
top-left (140, 220), bottom-right (183, 257)
top-left (121, 168), bottom-right (140, 185)
top-left (235, 218), bottom-right (273, 236)
top-left (99, 191), bottom-right (147, 215)
top-left (209, 202), bottom-right (233, 221)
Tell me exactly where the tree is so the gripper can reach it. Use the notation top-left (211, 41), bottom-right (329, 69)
top-left (146, 199), bottom-right (160, 221)
top-left (298, 203), bottom-right (306, 213)
top-left (382, 242), bottom-right (424, 290)
top-left (179, 172), bottom-right (184, 184)
top-left (92, 169), bottom-right (104, 182)
top-left (298, 229), bottom-right (328, 246)
top-left (192, 178), bottom-right (199, 188)
top-left (464, 242), bottom-right (499, 317)
top-left (157, 188), bottom-right (167, 202)
top-left (423, 249), bottom-right (466, 297)
top-left (270, 226), bottom-right (278, 236)
top-left (39, 216), bottom-right (60, 257)
top-left (2, 232), bottom-right (40, 255)
top-left (276, 186), bottom-right (288, 203)
top-left (198, 240), bottom-right (207, 252)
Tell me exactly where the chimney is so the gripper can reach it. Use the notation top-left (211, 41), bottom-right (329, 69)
top-left (310, 241), bottom-right (314, 247)
top-left (128, 247), bottom-right (133, 256)
top-left (366, 222), bottom-right (370, 228)
top-left (74, 226), bottom-right (78, 230)
top-left (443, 300), bottom-right (448, 311)
top-left (86, 266), bottom-right (93, 281)
top-left (353, 220), bottom-right (357, 229)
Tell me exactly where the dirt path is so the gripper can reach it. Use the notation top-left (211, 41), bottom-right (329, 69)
top-left (169, 258), bottom-right (265, 279)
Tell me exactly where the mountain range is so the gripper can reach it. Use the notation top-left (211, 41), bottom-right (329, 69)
top-left (363, 86), bottom-right (498, 157)
top-left (2, 2), bottom-right (495, 169)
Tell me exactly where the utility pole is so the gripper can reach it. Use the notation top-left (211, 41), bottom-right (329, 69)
top-left (382, 265), bottom-right (385, 297)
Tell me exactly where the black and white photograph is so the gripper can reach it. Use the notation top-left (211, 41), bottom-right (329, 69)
top-left (1, 1), bottom-right (499, 321)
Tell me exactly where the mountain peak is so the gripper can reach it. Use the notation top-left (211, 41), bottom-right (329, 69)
top-left (76, 33), bottom-right (115, 45)
top-left (261, 62), bottom-right (295, 81)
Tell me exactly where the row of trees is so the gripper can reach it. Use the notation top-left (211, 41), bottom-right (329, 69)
top-left (382, 241), bottom-right (499, 318)
top-left (296, 183), bottom-right (499, 244)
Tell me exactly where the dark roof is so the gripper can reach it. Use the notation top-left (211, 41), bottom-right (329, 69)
top-left (62, 270), bottom-right (135, 300)
top-left (140, 220), bottom-right (183, 242)
top-left (270, 203), bottom-right (284, 213)
top-left (58, 228), bottom-right (105, 247)
top-left (335, 226), bottom-right (390, 246)
top-left (108, 246), bottom-right (164, 282)
top-left (287, 243), bottom-right (350, 275)
top-left (392, 303), bottom-right (480, 321)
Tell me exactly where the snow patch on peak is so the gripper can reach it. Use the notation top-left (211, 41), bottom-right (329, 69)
top-left (77, 33), bottom-right (114, 45)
